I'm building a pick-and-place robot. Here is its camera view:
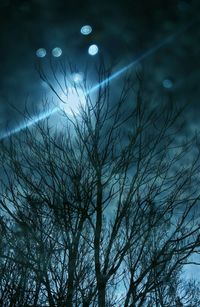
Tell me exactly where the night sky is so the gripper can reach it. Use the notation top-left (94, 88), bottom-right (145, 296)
top-left (0, 0), bottom-right (200, 135)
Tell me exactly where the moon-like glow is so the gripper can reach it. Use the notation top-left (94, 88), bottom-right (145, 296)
top-left (60, 87), bottom-right (86, 115)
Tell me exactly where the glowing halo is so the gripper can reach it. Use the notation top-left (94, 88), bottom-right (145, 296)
top-left (59, 87), bottom-right (86, 115)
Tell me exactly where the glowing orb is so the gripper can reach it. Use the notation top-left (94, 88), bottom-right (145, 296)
top-left (60, 87), bottom-right (86, 115)
top-left (36, 48), bottom-right (46, 58)
top-left (162, 79), bottom-right (173, 89)
top-left (80, 25), bottom-right (92, 35)
top-left (52, 47), bottom-right (62, 57)
top-left (88, 44), bottom-right (99, 56)
top-left (71, 72), bottom-right (84, 84)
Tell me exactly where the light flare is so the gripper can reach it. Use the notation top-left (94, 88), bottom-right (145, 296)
top-left (0, 107), bottom-right (59, 140)
top-left (1, 19), bottom-right (195, 140)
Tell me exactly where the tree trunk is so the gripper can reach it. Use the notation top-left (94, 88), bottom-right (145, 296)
top-left (33, 279), bottom-right (41, 306)
top-left (45, 274), bottom-right (55, 307)
top-left (66, 256), bottom-right (76, 307)
top-left (66, 219), bottom-right (84, 307)
top-left (97, 282), bottom-right (106, 307)
top-left (94, 175), bottom-right (106, 307)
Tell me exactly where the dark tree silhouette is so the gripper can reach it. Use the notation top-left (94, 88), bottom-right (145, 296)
top-left (0, 65), bottom-right (200, 306)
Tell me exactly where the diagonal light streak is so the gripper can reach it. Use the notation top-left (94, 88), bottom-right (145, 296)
top-left (0, 107), bottom-right (59, 140)
top-left (0, 19), bottom-right (196, 140)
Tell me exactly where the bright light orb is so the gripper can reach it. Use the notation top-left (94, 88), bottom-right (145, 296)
top-left (60, 87), bottom-right (86, 115)
top-left (52, 47), bottom-right (62, 57)
top-left (36, 48), bottom-right (46, 58)
top-left (80, 25), bottom-right (92, 35)
top-left (88, 44), bottom-right (99, 56)
top-left (162, 79), bottom-right (173, 89)
top-left (71, 72), bottom-right (84, 84)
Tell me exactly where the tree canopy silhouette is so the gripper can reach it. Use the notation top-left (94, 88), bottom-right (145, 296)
top-left (0, 66), bottom-right (200, 306)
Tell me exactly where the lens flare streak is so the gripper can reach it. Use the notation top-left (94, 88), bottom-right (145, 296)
top-left (0, 107), bottom-right (59, 140)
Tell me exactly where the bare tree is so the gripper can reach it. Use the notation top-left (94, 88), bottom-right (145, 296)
top-left (0, 64), bottom-right (200, 306)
